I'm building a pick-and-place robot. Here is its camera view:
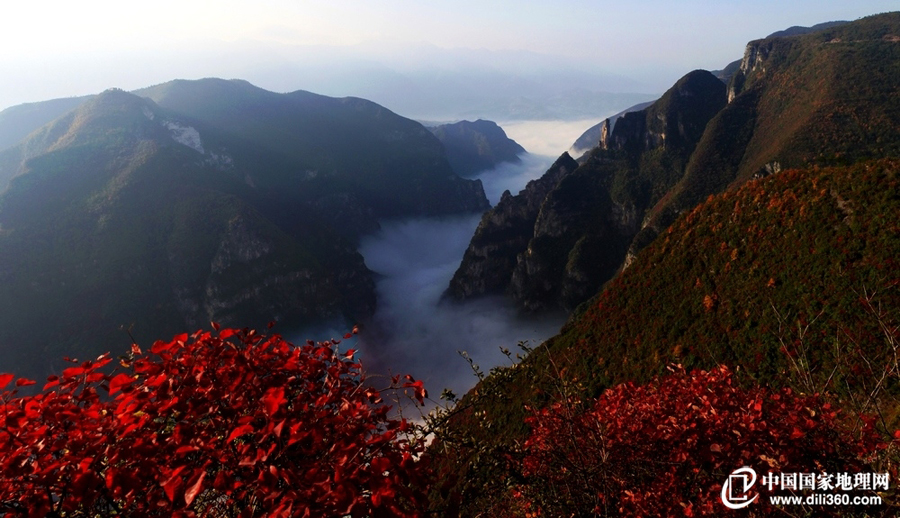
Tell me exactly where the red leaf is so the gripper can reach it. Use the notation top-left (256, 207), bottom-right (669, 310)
top-left (43, 376), bottom-right (60, 391)
top-left (403, 379), bottom-right (427, 405)
top-left (105, 467), bottom-right (118, 491)
top-left (150, 339), bottom-right (174, 355)
top-left (219, 328), bottom-right (236, 339)
top-left (226, 424), bottom-right (255, 443)
top-left (273, 419), bottom-right (286, 438)
top-left (108, 373), bottom-right (134, 395)
top-left (63, 366), bottom-right (86, 378)
top-left (24, 400), bottom-right (41, 418)
top-left (0, 373), bottom-right (13, 390)
top-left (175, 445), bottom-right (199, 456)
top-left (161, 467), bottom-right (186, 502)
top-left (15, 378), bottom-right (36, 387)
top-left (263, 387), bottom-right (286, 416)
top-left (211, 321), bottom-right (220, 331)
top-left (131, 343), bottom-right (142, 356)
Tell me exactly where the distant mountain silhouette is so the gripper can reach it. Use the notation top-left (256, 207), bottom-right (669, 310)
top-left (428, 119), bottom-right (526, 177)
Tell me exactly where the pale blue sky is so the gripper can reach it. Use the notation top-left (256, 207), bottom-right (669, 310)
top-left (1, 0), bottom-right (897, 113)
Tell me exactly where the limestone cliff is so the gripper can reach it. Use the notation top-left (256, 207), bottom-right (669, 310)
top-left (447, 152), bottom-right (578, 299)
top-left (448, 70), bottom-right (727, 311)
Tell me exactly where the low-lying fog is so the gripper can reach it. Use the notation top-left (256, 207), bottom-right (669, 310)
top-left (302, 119), bottom-right (604, 408)
top-left (351, 150), bottom-right (575, 406)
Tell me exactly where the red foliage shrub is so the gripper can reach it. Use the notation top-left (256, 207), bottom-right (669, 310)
top-left (519, 366), bottom-right (883, 517)
top-left (0, 326), bottom-right (428, 517)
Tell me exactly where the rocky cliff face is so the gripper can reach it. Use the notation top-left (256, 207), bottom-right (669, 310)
top-left (727, 39), bottom-right (774, 102)
top-left (170, 210), bottom-right (375, 331)
top-left (447, 153), bottom-right (578, 299)
top-left (506, 160), bottom-right (639, 311)
top-left (448, 70), bottom-right (727, 312)
top-left (569, 101), bottom-right (656, 157)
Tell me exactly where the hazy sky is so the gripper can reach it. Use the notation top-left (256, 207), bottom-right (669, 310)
top-left (1, 1), bottom-right (897, 113)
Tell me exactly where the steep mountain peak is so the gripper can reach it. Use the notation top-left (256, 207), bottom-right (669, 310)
top-left (447, 151), bottom-right (578, 301)
top-left (647, 70), bottom-right (726, 149)
top-left (603, 69), bottom-right (725, 157)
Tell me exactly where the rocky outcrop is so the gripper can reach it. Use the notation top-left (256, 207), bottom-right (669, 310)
top-left (447, 153), bottom-right (578, 299)
top-left (449, 70), bottom-right (728, 312)
top-left (598, 119), bottom-right (611, 150)
top-left (507, 162), bottom-right (639, 311)
top-left (170, 211), bottom-right (373, 330)
top-left (728, 40), bottom-right (775, 102)
top-left (569, 101), bottom-right (654, 157)
top-left (428, 119), bottom-right (526, 177)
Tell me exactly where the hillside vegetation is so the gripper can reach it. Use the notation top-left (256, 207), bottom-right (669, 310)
top-left (433, 158), bottom-right (900, 516)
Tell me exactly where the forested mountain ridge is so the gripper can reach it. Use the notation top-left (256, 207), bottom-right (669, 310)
top-left (0, 81), bottom-right (489, 381)
top-left (0, 96), bottom-right (92, 153)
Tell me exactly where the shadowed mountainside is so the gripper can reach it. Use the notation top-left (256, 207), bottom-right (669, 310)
top-left (428, 119), bottom-right (526, 177)
top-left (0, 80), bottom-right (489, 380)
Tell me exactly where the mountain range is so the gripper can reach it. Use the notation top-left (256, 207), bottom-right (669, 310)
top-left (1, 11), bottom-right (899, 516)
top-left (0, 79), bottom-right (490, 379)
